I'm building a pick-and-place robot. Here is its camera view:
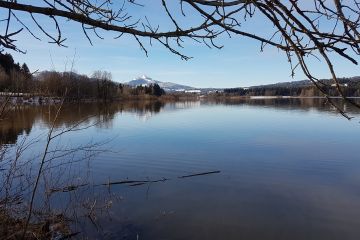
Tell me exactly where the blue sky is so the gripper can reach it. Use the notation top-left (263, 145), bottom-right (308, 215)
top-left (3, 1), bottom-right (359, 88)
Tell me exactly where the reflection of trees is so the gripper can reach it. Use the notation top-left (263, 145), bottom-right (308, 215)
top-left (2, 98), bottom-right (359, 144)
top-left (0, 101), bottom-right (168, 143)
top-left (204, 98), bottom-right (360, 115)
top-left (120, 100), bottom-right (165, 115)
top-left (0, 105), bottom-right (35, 144)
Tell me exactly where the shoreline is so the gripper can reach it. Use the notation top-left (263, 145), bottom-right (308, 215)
top-left (1, 94), bottom-right (360, 105)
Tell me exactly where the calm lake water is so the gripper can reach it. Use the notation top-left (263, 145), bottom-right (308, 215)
top-left (2, 98), bottom-right (360, 239)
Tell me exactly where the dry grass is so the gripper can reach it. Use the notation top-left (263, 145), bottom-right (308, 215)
top-left (0, 209), bottom-right (73, 240)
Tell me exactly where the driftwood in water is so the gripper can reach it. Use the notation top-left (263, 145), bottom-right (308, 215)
top-left (52, 170), bottom-right (221, 191)
top-left (128, 182), bottom-right (147, 187)
top-left (103, 170), bottom-right (221, 187)
top-left (178, 171), bottom-right (221, 179)
top-left (102, 178), bottom-right (169, 187)
top-left (101, 180), bottom-right (146, 186)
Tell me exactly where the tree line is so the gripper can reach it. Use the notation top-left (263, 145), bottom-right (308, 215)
top-left (224, 78), bottom-right (360, 97)
top-left (0, 52), bottom-right (165, 101)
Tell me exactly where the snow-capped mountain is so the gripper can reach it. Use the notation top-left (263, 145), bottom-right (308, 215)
top-left (125, 75), bottom-right (195, 92)
top-left (126, 75), bottom-right (158, 86)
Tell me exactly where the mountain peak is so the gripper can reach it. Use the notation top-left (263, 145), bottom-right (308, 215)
top-left (133, 74), bottom-right (152, 81)
top-left (141, 74), bottom-right (151, 80)
top-left (125, 76), bottom-right (195, 92)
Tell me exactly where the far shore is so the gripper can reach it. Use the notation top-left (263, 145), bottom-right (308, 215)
top-left (0, 92), bottom-right (199, 104)
top-left (1, 92), bottom-right (360, 105)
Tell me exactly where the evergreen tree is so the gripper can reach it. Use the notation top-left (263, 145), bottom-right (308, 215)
top-left (21, 63), bottom-right (30, 75)
top-left (0, 52), bottom-right (15, 74)
top-left (152, 84), bottom-right (165, 97)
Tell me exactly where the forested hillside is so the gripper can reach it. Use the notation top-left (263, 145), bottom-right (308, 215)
top-left (224, 77), bottom-right (360, 97)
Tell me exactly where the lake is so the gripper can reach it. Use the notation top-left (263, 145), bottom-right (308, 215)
top-left (1, 98), bottom-right (360, 239)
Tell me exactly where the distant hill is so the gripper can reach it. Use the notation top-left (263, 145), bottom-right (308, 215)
top-left (224, 76), bottom-right (360, 97)
top-left (125, 75), bottom-right (195, 92)
top-left (249, 76), bottom-right (360, 89)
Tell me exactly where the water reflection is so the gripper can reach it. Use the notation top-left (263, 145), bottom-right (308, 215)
top-left (205, 97), bottom-right (360, 114)
top-left (2, 98), bottom-right (360, 239)
top-left (1, 98), bottom-right (359, 145)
